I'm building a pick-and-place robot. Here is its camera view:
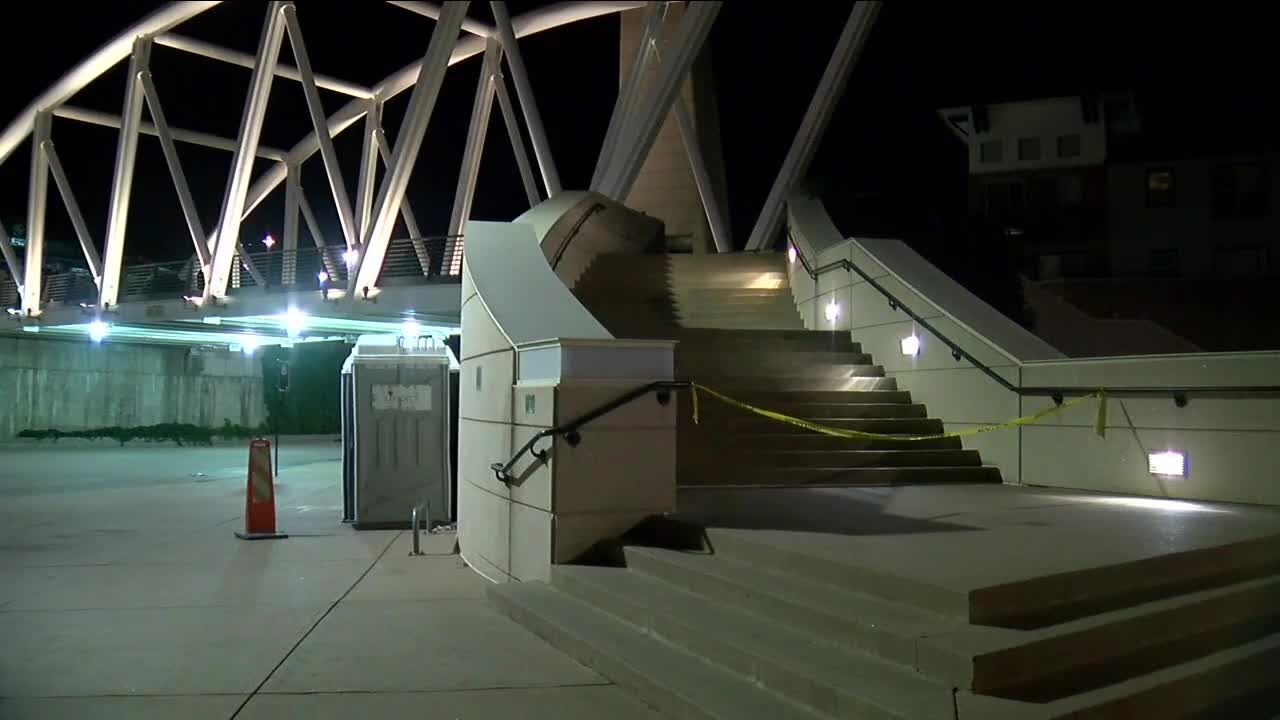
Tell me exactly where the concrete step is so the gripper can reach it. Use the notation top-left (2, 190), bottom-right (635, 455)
top-left (622, 545), bottom-right (958, 671)
top-left (682, 416), bottom-right (943, 434)
top-left (680, 449), bottom-right (983, 470)
top-left (553, 564), bottom-right (954, 720)
top-left (686, 402), bottom-right (928, 420)
top-left (487, 581), bottom-right (825, 720)
top-left (675, 465), bottom-right (1002, 487)
top-left (677, 353), bottom-right (876, 374)
top-left (677, 317), bottom-right (807, 330)
top-left (702, 376), bottom-right (900, 392)
top-left (662, 329), bottom-right (861, 350)
top-left (692, 432), bottom-right (965, 451)
top-left (956, 631), bottom-right (1280, 719)
top-left (707, 389), bottom-right (907, 404)
top-left (686, 364), bottom-right (887, 380)
top-left (964, 573), bottom-right (1280, 703)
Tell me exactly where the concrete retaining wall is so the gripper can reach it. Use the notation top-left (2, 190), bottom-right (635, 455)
top-left (0, 335), bottom-right (266, 438)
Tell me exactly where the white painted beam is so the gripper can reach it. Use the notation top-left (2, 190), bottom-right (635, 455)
top-left (52, 106), bottom-right (289, 161)
top-left (494, 75), bottom-right (540, 207)
top-left (0, 221), bottom-right (22, 293)
top-left (386, 1), bottom-right (494, 37)
top-left (42, 141), bottom-right (104, 281)
top-left (205, 2), bottom-right (288, 301)
top-left (491, 1), bottom-right (560, 195)
top-left (591, 1), bottom-right (662, 190)
top-left (154, 32), bottom-right (374, 98)
top-left (22, 111), bottom-right (51, 315)
top-left (352, 0), bottom-right (469, 295)
top-left (138, 72), bottom-right (213, 270)
top-left (744, 1), bottom-right (880, 251)
top-left (447, 38), bottom-right (501, 275)
top-left (99, 36), bottom-right (152, 310)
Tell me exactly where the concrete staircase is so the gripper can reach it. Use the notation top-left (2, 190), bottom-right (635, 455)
top-left (490, 508), bottom-right (1280, 719)
top-left (571, 252), bottom-right (999, 488)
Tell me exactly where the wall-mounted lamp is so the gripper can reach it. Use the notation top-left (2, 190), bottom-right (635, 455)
top-left (824, 299), bottom-right (840, 323)
top-left (1148, 451), bottom-right (1187, 478)
top-left (787, 246), bottom-right (797, 264)
top-left (901, 335), bottom-right (921, 356)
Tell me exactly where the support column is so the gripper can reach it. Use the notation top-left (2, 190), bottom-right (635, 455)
top-left (591, 1), bottom-right (662, 190)
top-left (354, 98), bottom-right (381, 239)
top-left (353, 0), bottom-right (468, 296)
top-left (282, 4), bottom-right (359, 250)
top-left (139, 72), bottom-right (212, 273)
top-left (494, 77), bottom-right (539, 208)
top-left (22, 111), bottom-right (51, 315)
top-left (43, 140), bottom-right (104, 283)
top-left (744, 1), bottom-right (879, 251)
top-left (597, 1), bottom-right (721, 202)
top-left (446, 38), bottom-right (501, 275)
top-left (283, 162), bottom-right (301, 285)
top-left (491, 1), bottom-right (560, 196)
top-left (205, 2), bottom-right (288, 301)
top-left (672, 99), bottom-right (731, 253)
top-left (99, 36), bottom-right (152, 310)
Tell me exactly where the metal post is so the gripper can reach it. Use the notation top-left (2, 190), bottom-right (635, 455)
top-left (354, 98), bottom-right (381, 239)
top-left (283, 162), bottom-right (301, 285)
top-left (99, 36), bottom-right (152, 310)
top-left (596, 1), bottom-right (721, 201)
top-left (591, 2), bottom-right (662, 190)
top-left (138, 72), bottom-right (212, 273)
top-left (446, 38), bottom-right (500, 276)
top-left (352, 1), bottom-right (468, 296)
top-left (744, 1), bottom-right (879, 251)
top-left (23, 111), bottom-right (51, 315)
top-left (494, 77), bottom-right (540, 208)
top-left (282, 4), bottom-right (359, 251)
top-left (491, 1), bottom-right (560, 195)
top-left (205, 2), bottom-right (287, 301)
top-left (672, 98), bottom-right (732, 253)
top-left (42, 140), bottom-right (105, 283)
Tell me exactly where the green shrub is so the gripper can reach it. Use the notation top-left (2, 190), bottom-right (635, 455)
top-left (16, 420), bottom-right (270, 447)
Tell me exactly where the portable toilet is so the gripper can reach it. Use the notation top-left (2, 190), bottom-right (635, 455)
top-left (341, 333), bottom-right (452, 529)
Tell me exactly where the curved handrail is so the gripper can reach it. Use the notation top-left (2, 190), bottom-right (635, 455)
top-left (788, 231), bottom-right (1280, 405)
top-left (491, 380), bottom-right (690, 485)
top-left (548, 202), bottom-right (607, 270)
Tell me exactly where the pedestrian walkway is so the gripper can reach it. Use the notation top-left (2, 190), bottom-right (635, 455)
top-left (0, 445), bottom-right (658, 719)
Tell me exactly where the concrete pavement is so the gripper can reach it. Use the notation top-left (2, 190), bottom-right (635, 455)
top-left (0, 441), bottom-right (659, 719)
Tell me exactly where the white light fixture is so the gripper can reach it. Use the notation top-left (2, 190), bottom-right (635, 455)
top-left (787, 246), bottom-right (797, 264)
top-left (201, 316), bottom-right (222, 325)
top-left (401, 318), bottom-right (421, 340)
top-left (343, 248), bottom-right (359, 267)
top-left (824, 299), bottom-right (840, 323)
top-left (240, 334), bottom-right (260, 355)
top-left (282, 307), bottom-right (307, 338)
top-left (5, 307), bottom-right (19, 316)
top-left (262, 234), bottom-right (276, 249)
top-left (317, 270), bottom-right (329, 284)
top-left (901, 335), bottom-right (921, 356)
top-left (1148, 451), bottom-right (1187, 477)
top-left (87, 319), bottom-right (109, 343)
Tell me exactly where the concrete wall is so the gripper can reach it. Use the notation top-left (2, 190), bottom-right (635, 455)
top-left (0, 335), bottom-right (265, 438)
top-left (787, 193), bottom-right (1280, 506)
top-left (458, 217), bottom-right (675, 583)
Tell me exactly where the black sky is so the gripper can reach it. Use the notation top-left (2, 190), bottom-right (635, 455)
top-left (1, 2), bottom-right (1276, 261)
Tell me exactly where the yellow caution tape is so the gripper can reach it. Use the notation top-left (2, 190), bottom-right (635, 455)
top-left (690, 383), bottom-right (1108, 441)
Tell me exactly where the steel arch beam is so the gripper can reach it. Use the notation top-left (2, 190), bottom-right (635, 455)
top-left (491, 1), bottom-right (560, 196)
top-left (99, 36), bottom-right (152, 310)
top-left (154, 33), bottom-right (374, 99)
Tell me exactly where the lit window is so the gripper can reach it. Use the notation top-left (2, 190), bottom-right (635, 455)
top-left (1018, 137), bottom-right (1041, 162)
top-left (1057, 134), bottom-right (1081, 159)
top-left (1146, 168), bottom-right (1175, 208)
top-left (979, 140), bottom-right (1003, 164)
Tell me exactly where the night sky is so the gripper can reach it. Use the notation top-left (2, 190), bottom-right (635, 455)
top-left (0, 2), bottom-right (1275, 263)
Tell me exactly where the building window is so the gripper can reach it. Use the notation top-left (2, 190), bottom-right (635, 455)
top-left (1149, 248), bottom-right (1180, 277)
top-left (979, 140), bottom-right (1003, 164)
top-left (985, 181), bottom-right (1025, 220)
top-left (1146, 168), bottom-right (1175, 208)
top-left (1017, 137), bottom-right (1042, 162)
top-left (1216, 247), bottom-right (1267, 277)
top-left (1056, 134), bottom-right (1082, 159)
top-left (1213, 163), bottom-right (1269, 219)
top-left (1057, 175), bottom-right (1083, 207)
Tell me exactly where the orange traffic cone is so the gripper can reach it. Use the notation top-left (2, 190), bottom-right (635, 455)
top-left (235, 438), bottom-right (288, 540)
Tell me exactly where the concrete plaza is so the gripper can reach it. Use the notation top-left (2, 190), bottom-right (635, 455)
top-left (0, 438), bottom-right (658, 719)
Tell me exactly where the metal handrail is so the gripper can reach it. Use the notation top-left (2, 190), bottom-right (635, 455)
top-left (491, 380), bottom-right (690, 485)
top-left (788, 232), bottom-right (1280, 405)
